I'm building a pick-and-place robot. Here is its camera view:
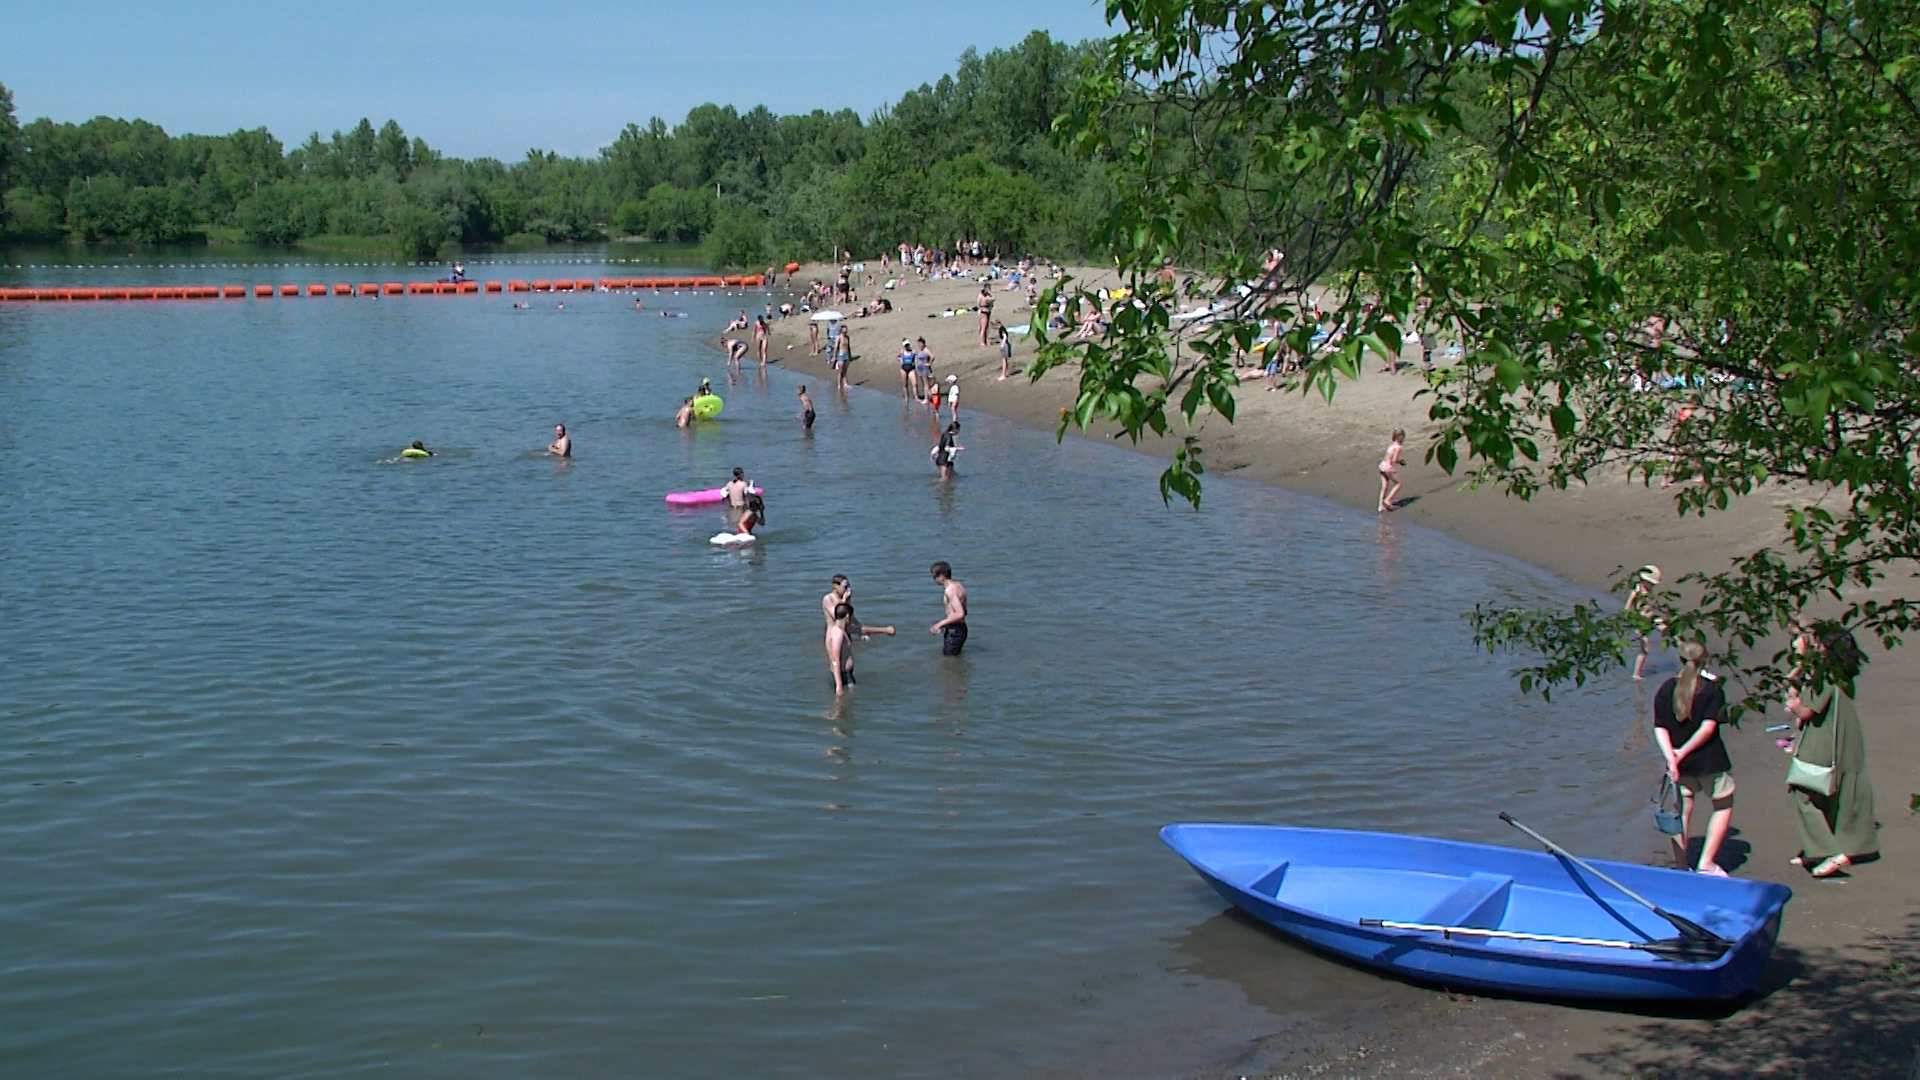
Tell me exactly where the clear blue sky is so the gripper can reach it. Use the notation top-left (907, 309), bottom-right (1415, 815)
top-left (0, 0), bottom-right (1114, 160)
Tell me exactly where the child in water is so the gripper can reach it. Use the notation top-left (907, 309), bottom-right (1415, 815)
top-left (736, 493), bottom-right (766, 536)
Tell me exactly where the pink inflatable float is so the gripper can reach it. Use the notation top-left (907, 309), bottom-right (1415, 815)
top-left (664, 485), bottom-right (763, 506)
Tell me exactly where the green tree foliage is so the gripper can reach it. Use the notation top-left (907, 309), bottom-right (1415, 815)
top-left (1044, 0), bottom-right (1920, 700)
top-left (0, 80), bottom-right (19, 190)
top-left (701, 200), bottom-right (769, 270)
top-left (0, 31), bottom-right (1112, 265)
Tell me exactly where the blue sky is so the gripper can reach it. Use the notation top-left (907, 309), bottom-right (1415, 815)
top-left (0, 0), bottom-right (1114, 160)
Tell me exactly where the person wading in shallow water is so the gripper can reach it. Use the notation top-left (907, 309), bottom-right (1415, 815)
top-left (827, 603), bottom-right (862, 694)
top-left (930, 561), bottom-right (968, 656)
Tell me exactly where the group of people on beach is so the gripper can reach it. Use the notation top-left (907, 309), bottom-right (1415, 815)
top-left (1635, 565), bottom-right (1880, 882)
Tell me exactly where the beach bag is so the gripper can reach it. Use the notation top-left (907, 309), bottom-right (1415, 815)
top-left (1651, 775), bottom-right (1684, 835)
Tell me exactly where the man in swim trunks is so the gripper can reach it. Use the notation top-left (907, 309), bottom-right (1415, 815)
top-left (797, 385), bottom-right (815, 429)
top-left (676, 398), bottom-right (694, 428)
top-left (548, 424), bottom-right (571, 457)
top-left (834, 326), bottom-right (853, 391)
top-left (930, 561), bottom-right (968, 655)
top-left (827, 602), bottom-right (857, 693)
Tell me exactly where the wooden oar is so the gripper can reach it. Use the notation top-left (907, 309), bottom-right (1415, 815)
top-left (1499, 812), bottom-right (1730, 957)
top-left (1357, 919), bottom-right (1724, 961)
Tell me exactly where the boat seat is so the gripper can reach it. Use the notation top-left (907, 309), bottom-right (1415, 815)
top-left (1248, 862), bottom-right (1289, 898)
top-left (1416, 872), bottom-right (1513, 929)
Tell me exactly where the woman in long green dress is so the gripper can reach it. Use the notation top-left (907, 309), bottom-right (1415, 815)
top-left (1784, 628), bottom-right (1879, 878)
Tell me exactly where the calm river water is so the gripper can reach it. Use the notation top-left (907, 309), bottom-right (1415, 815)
top-left (0, 251), bottom-right (1648, 1077)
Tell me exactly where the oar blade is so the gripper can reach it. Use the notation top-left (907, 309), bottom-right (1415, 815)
top-left (1637, 935), bottom-right (1731, 962)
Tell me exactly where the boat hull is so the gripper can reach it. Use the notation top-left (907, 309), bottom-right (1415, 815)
top-left (1163, 824), bottom-right (1789, 1002)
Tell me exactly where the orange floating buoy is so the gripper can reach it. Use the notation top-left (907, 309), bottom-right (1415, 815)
top-left (382, 283), bottom-right (403, 295)
top-left (484, 281), bottom-right (503, 293)
top-left (224, 286), bottom-right (246, 299)
top-left (555, 280), bottom-right (574, 292)
top-left (507, 280), bottom-right (529, 292)
top-left (533, 279), bottom-right (552, 291)
top-left (457, 281), bottom-right (479, 293)
top-left (359, 283), bottom-right (379, 295)
top-left (784, 261), bottom-right (800, 274)
top-left (744, 274), bottom-right (766, 287)
top-left (435, 282), bottom-right (457, 295)
top-left (333, 283), bottom-right (352, 296)
top-left (308, 284), bottom-right (327, 296)
top-left (407, 282), bottom-right (431, 295)
top-left (278, 284), bottom-right (298, 297)
top-left (254, 285), bottom-right (274, 298)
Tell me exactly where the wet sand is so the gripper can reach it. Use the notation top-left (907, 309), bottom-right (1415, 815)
top-left (748, 264), bottom-right (1919, 1078)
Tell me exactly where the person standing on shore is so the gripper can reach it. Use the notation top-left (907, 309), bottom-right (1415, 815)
top-left (899, 339), bottom-right (917, 401)
top-left (547, 424), bottom-right (571, 458)
top-left (1377, 428), bottom-right (1405, 512)
top-left (977, 283), bottom-right (995, 346)
top-left (834, 325), bottom-right (853, 391)
top-left (1784, 625), bottom-right (1879, 878)
top-left (945, 376), bottom-right (961, 423)
top-left (1625, 565), bottom-right (1664, 680)
top-left (809, 317), bottom-right (821, 356)
top-left (995, 320), bottom-right (1013, 380)
top-left (797, 384), bottom-right (816, 430)
top-left (754, 316), bottom-right (770, 366)
top-left (930, 561), bottom-right (968, 655)
top-left (1653, 641), bottom-right (1736, 876)
top-left (914, 337), bottom-right (934, 403)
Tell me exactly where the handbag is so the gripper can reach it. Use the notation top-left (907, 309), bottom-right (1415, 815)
top-left (1786, 756), bottom-right (1838, 797)
top-left (1651, 775), bottom-right (1684, 835)
top-left (1786, 702), bottom-right (1841, 797)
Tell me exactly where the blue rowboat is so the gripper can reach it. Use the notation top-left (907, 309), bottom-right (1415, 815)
top-left (1161, 823), bottom-right (1791, 1001)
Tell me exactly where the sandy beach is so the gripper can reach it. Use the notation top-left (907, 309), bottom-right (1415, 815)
top-left (744, 263), bottom-right (1919, 1078)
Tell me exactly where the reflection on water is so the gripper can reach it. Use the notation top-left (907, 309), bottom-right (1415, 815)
top-left (0, 252), bottom-right (1652, 1078)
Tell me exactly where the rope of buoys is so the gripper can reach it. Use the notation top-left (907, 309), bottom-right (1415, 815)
top-left (0, 275), bottom-right (767, 303)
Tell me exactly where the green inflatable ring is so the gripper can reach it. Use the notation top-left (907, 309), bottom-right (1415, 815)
top-left (692, 394), bottom-right (724, 420)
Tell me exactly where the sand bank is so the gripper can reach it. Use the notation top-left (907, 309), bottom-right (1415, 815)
top-left (748, 263), bottom-right (1918, 1078)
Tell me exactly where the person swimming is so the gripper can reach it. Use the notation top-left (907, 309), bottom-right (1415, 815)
top-left (676, 398), bottom-right (695, 428)
top-left (403, 440), bottom-right (434, 458)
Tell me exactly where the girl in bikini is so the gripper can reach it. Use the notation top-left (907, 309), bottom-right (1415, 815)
top-left (1377, 428), bottom-right (1405, 512)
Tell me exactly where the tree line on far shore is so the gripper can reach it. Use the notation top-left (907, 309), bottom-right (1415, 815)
top-left (0, 31), bottom-right (1110, 267)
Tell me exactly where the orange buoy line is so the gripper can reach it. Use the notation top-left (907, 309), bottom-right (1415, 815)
top-left (0, 275), bottom-right (766, 303)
